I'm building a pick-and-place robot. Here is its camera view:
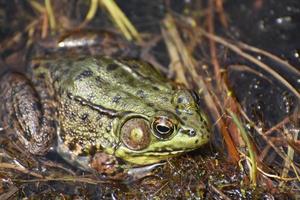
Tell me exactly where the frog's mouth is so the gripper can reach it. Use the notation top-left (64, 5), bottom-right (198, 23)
top-left (117, 148), bottom-right (198, 165)
top-left (142, 150), bottom-right (185, 156)
top-left (115, 145), bottom-right (203, 165)
top-left (133, 148), bottom-right (197, 156)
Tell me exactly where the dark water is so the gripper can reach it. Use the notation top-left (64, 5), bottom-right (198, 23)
top-left (223, 0), bottom-right (299, 182)
top-left (223, 0), bottom-right (300, 67)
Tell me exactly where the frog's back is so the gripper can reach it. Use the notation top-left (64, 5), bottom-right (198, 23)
top-left (30, 56), bottom-right (176, 116)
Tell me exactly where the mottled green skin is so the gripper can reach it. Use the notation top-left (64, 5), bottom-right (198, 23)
top-left (0, 56), bottom-right (210, 177)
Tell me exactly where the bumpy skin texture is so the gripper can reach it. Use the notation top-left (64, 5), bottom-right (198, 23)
top-left (0, 56), bottom-right (210, 178)
top-left (0, 72), bottom-right (57, 155)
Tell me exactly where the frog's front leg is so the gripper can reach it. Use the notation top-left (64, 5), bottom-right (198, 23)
top-left (0, 72), bottom-right (57, 155)
top-left (90, 152), bottom-right (129, 180)
top-left (90, 152), bottom-right (164, 181)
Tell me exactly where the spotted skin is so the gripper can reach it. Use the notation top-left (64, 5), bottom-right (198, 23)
top-left (0, 56), bottom-right (210, 180)
top-left (0, 72), bottom-right (57, 155)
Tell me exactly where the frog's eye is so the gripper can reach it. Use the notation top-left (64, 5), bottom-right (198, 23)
top-left (152, 117), bottom-right (174, 139)
top-left (121, 118), bottom-right (150, 150)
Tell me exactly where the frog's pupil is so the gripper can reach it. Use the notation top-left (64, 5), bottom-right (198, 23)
top-left (156, 124), bottom-right (170, 134)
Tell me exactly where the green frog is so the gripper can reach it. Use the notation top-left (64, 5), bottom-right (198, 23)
top-left (0, 56), bottom-right (210, 180)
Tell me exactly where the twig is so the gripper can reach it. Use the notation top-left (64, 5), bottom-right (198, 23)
top-left (264, 116), bottom-right (292, 136)
top-left (45, 0), bottom-right (56, 32)
top-left (152, 181), bottom-right (169, 197)
top-left (228, 111), bottom-right (257, 186)
top-left (84, 0), bottom-right (99, 23)
top-left (240, 153), bottom-right (298, 181)
top-left (0, 163), bottom-right (43, 178)
top-left (162, 15), bottom-right (189, 85)
top-left (215, 0), bottom-right (228, 28)
top-left (13, 176), bottom-right (106, 185)
top-left (279, 128), bottom-right (296, 186)
top-left (207, 0), bottom-right (221, 82)
top-left (238, 41), bottom-right (300, 76)
top-left (209, 183), bottom-right (231, 200)
top-left (0, 186), bottom-right (18, 200)
top-left (100, 0), bottom-right (142, 42)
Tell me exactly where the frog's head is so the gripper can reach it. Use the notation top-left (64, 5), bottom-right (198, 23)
top-left (114, 89), bottom-right (210, 165)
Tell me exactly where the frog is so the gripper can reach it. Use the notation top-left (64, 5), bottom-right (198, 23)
top-left (0, 56), bottom-right (210, 180)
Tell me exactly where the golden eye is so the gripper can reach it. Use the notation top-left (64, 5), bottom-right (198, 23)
top-left (121, 118), bottom-right (150, 150)
top-left (152, 117), bottom-right (174, 139)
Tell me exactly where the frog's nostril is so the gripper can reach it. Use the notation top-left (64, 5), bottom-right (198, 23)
top-left (188, 129), bottom-right (196, 137)
top-left (179, 128), bottom-right (197, 137)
